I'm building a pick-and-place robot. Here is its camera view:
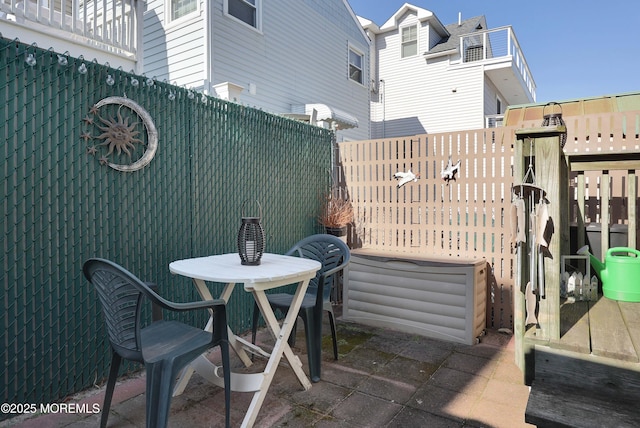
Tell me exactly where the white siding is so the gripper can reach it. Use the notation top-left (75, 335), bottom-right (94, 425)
top-left (210, 0), bottom-right (369, 141)
top-left (371, 10), bottom-right (489, 138)
top-left (483, 78), bottom-right (508, 116)
top-left (142, 0), bottom-right (370, 141)
top-left (143, 0), bottom-right (206, 90)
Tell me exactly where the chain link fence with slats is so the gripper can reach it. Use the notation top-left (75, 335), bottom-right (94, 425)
top-left (0, 36), bottom-right (333, 412)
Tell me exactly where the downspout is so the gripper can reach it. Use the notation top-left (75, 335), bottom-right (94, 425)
top-left (134, 0), bottom-right (144, 74)
top-left (203, 0), bottom-right (214, 94)
top-left (380, 79), bottom-right (385, 138)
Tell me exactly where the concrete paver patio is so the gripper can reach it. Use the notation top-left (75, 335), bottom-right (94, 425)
top-left (3, 306), bottom-right (533, 428)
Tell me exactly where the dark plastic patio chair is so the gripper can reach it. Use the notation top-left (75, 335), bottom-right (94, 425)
top-left (83, 258), bottom-right (230, 428)
top-left (250, 234), bottom-right (350, 382)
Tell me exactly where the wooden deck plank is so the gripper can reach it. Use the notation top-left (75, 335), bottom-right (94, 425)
top-left (619, 301), bottom-right (640, 359)
top-left (526, 381), bottom-right (640, 428)
top-left (589, 297), bottom-right (638, 362)
top-left (557, 300), bottom-right (590, 353)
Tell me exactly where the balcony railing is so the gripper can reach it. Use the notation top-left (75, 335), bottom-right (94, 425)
top-left (460, 26), bottom-right (536, 102)
top-left (0, 0), bottom-right (141, 58)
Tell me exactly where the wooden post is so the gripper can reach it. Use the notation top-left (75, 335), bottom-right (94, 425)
top-left (513, 126), bottom-right (568, 379)
top-left (629, 171), bottom-right (637, 249)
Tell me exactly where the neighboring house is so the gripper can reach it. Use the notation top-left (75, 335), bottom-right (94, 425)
top-left (0, 0), bottom-right (141, 72)
top-left (359, 3), bottom-right (536, 138)
top-left (0, 0), bottom-right (370, 141)
top-left (143, 0), bottom-right (371, 141)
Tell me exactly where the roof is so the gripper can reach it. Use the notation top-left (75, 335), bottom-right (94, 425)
top-left (426, 15), bottom-right (486, 56)
top-left (369, 3), bottom-right (448, 36)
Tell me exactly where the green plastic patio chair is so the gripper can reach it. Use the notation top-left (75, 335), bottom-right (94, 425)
top-left (250, 234), bottom-right (350, 382)
top-left (83, 258), bottom-right (230, 428)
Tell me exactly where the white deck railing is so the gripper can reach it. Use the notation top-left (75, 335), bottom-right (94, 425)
top-left (0, 0), bottom-right (141, 57)
top-left (460, 26), bottom-right (536, 102)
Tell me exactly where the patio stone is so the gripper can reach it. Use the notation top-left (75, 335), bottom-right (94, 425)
top-left (442, 351), bottom-right (498, 379)
top-left (379, 355), bottom-right (439, 386)
top-left (318, 361), bottom-right (369, 389)
top-left (269, 405), bottom-right (327, 427)
top-left (388, 407), bottom-right (463, 428)
top-left (479, 378), bottom-right (530, 408)
top-left (5, 317), bottom-right (530, 428)
top-left (329, 392), bottom-right (402, 426)
top-left (491, 354), bottom-right (525, 384)
top-left (396, 339), bottom-right (455, 364)
top-left (353, 372), bottom-right (417, 404)
top-left (408, 384), bottom-right (477, 422)
top-left (467, 397), bottom-right (534, 428)
top-left (286, 381), bottom-right (351, 414)
top-left (338, 345), bottom-right (396, 374)
top-left (428, 367), bottom-right (489, 397)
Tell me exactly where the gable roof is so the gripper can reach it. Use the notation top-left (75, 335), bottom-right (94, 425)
top-left (425, 15), bottom-right (487, 57)
top-left (342, 0), bottom-right (375, 42)
top-left (377, 3), bottom-right (448, 36)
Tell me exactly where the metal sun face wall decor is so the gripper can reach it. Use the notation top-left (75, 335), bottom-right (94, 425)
top-left (82, 96), bottom-right (158, 172)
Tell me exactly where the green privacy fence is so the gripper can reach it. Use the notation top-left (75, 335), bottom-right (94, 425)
top-left (0, 37), bottom-right (333, 411)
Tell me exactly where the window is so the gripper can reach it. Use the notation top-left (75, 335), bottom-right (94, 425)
top-left (349, 48), bottom-right (363, 84)
top-left (401, 25), bottom-right (417, 58)
top-left (170, 0), bottom-right (198, 22)
top-left (496, 97), bottom-right (502, 114)
top-left (226, 0), bottom-right (260, 29)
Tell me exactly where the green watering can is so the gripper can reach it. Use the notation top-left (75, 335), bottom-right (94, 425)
top-left (577, 246), bottom-right (640, 302)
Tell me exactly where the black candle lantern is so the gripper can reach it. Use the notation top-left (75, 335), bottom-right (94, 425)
top-left (237, 201), bottom-right (265, 265)
top-left (541, 102), bottom-right (567, 148)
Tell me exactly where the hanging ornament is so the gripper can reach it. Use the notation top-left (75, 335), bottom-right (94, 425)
top-left (393, 169), bottom-right (419, 188)
top-left (441, 156), bottom-right (461, 183)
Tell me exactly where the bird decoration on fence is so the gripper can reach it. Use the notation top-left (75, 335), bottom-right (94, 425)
top-left (441, 156), bottom-right (461, 183)
top-left (393, 169), bottom-right (420, 188)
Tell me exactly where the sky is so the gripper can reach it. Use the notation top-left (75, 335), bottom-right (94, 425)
top-left (347, 0), bottom-right (640, 104)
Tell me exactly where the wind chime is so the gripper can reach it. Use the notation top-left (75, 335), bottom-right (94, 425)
top-left (511, 137), bottom-right (552, 325)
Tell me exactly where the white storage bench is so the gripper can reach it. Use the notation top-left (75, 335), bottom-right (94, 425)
top-left (343, 249), bottom-right (487, 345)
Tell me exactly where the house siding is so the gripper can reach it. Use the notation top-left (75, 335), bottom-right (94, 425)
top-left (212, 0), bottom-right (370, 141)
top-left (143, 1), bottom-right (206, 90)
top-left (143, 0), bottom-right (370, 141)
top-left (370, 6), bottom-right (532, 138)
top-left (484, 78), bottom-right (502, 116)
top-left (372, 11), bottom-right (486, 138)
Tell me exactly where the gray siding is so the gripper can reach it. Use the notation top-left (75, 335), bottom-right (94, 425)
top-left (143, 0), bottom-right (206, 90)
top-left (142, 0), bottom-right (370, 141)
top-left (211, 0), bottom-right (369, 141)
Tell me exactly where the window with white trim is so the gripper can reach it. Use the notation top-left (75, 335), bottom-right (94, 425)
top-left (169, 0), bottom-right (198, 22)
top-left (226, 0), bottom-right (260, 29)
top-left (349, 47), bottom-right (363, 84)
top-left (401, 24), bottom-right (418, 58)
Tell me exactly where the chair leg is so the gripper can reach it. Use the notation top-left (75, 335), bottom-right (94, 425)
top-left (101, 351), bottom-right (121, 428)
top-left (220, 341), bottom-right (231, 428)
top-left (326, 307), bottom-right (338, 360)
top-left (300, 309), bottom-right (322, 383)
top-left (144, 361), bottom-right (174, 428)
top-left (288, 318), bottom-right (297, 348)
top-left (251, 301), bottom-right (260, 344)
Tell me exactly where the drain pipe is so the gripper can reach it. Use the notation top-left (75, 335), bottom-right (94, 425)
top-left (380, 79), bottom-right (385, 138)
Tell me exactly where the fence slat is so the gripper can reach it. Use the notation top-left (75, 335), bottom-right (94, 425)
top-left (340, 119), bottom-right (640, 331)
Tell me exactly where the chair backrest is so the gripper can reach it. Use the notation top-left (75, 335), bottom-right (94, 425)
top-left (286, 234), bottom-right (350, 302)
top-left (83, 258), bottom-right (155, 362)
